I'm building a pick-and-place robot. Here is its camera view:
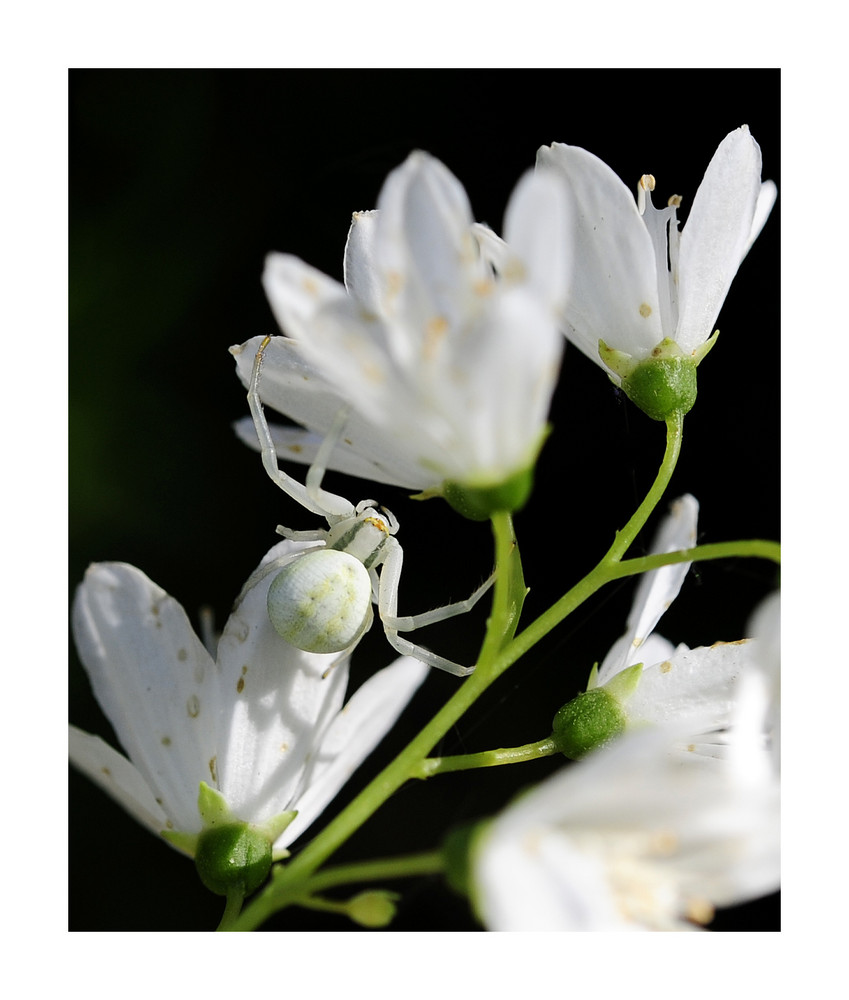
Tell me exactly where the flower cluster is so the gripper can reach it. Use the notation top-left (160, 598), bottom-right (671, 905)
top-left (71, 126), bottom-right (778, 931)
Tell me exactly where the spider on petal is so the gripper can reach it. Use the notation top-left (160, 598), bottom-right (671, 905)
top-left (244, 335), bottom-right (494, 677)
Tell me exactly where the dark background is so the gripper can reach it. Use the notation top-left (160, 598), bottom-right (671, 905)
top-left (69, 68), bottom-right (780, 931)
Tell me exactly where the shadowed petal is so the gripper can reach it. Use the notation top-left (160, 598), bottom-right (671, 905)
top-left (213, 540), bottom-right (349, 825)
top-left (276, 655), bottom-right (429, 849)
top-left (72, 562), bottom-right (221, 833)
top-left (69, 725), bottom-right (173, 843)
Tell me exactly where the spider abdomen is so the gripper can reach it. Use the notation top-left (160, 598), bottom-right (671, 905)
top-left (267, 549), bottom-right (373, 654)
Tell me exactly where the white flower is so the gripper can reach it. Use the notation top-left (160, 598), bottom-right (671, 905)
top-left (554, 495), bottom-right (761, 759)
top-left (594, 494), bottom-right (755, 754)
top-left (537, 125), bottom-right (776, 374)
top-left (70, 540), bottom-right (428, 861)
top-left (231, 150), bottom-right (571, 504)
top-left (472, 719), bottom-right (780, 931)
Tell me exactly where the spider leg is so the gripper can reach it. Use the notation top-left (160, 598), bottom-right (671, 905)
top-left (383, 572), bottom-right (495, 632)
top-left (305, 406), bottom-right (354, 519)
top-left (275, 525), bottom-right (329, 543)
top-left (377, 541), bottom-right (479, 677)
top-left (248, 336), bottom-right (353, 520)
top-left (383, 629), bottom-right (475, 677)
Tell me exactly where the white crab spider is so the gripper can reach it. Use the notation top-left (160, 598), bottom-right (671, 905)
top-left (245, 336), bottom-right (493, 677)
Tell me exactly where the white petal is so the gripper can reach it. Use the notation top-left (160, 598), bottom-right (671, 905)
top-left (213, 540), bottom-right (350, 825)
top-left (262, 253), bottom-right (348, 341)
top-left (230, 336), bottom-right (434, 490)
top-left (439, 285), bottom-right (561, 476)
top-left (232, 416), bottom-right (421, 488)
top-left (597, 495), bottom-right (698, 684)
top-left (625, 641), bottom-right (752, 732)
top-left (471, 222), bottom-right (512, 275)
top-left (502, 168), bottom-right (573, 315)
top-left (276, 655), bottom-right (428, 848)
top-left (745, 180), bottom-right (777, 256)
top-left (536, 143), bottom-right (664, 362)
top-left (72, 562), bottom-right (221, 833)
top-left (343, 210), bottom-right (382, 312)
top-left (676, 126), bottom-right (764, 353)
top-left (475, 822), bottom-right (625, 931)
top-left (747, 591), bottom-right (780, 686)
top-left (373, 151), bottom-right (479, 338)
top-left (69, 725), bottom-right (173, 844)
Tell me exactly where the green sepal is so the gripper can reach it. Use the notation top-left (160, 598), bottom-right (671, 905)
top-left (604, 661), bottom-right (644, 704)
top-left (598, 340), bottom-right (637, 382)
top-left (583, 660), bottom-right (641, 697)
top-left (196, 781), bottom-right (296, 851)
top-left (197, 781), bottom-right (234, 827)
top-left (693, 329), bottom-right (720, 365)
top-left (161, 828), bottom-right (199, 857)
top-left (550, 687), bottom-right (629, 760)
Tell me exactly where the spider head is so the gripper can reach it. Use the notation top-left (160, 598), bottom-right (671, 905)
top-left (326, 502), bottom-right (399, 568)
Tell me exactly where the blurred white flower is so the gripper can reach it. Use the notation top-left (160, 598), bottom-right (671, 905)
top-left (70, 541), bottom-right (428, 860)
top-left (740, 590), bottom-right (780, 772)
top-left (473, 718), bottom-right (780, 931)
top-left (231, 150), bottom-right (571, 509)
top-left (537, 125), bottom-right (776, 375)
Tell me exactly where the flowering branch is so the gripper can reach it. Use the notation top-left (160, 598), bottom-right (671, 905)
top-left (227, 417), bottom-right (692, 929)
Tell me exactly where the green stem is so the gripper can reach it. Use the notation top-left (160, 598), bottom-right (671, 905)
top-left (614, 538), bottom-right (781, 575)
top-left (412, 738), bottom-right (558, 779)
top-left (496, 412), bottom-right (684, 669)
top-left (606, 410), bottom-right (684, 563)
top-left (294, 895), bottom-right (351, 916)
top-left (227, 853), bottom-right (445, 931)
top-left (216, 890), bottom-right (244, 931)
top-left (297, 850), bottom-right (444, 896)
top-left (476, 510), bottom-right (525, 667)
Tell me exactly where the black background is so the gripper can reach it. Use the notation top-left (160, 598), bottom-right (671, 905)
top-left (69, 68), bottom-right (780, 931)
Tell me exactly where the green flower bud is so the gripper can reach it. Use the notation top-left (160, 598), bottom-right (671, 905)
top-left (193, 822), bottom-right (273, 897)
top-left (347, 890), bottom-right (400, 928)
top-left (551, 688), bottom-right (628, 760)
